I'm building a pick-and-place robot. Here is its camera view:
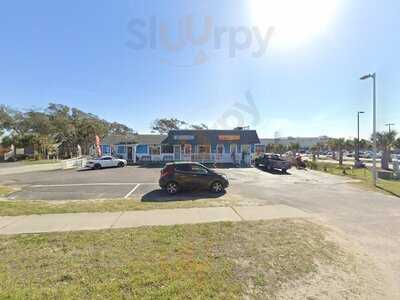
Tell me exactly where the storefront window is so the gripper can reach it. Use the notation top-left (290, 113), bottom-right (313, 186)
top-left (161, 145), bottom-right (173, 154)
top-left (217, 145), bottom-right (224, 154)
top-left (230, 144), bottom-right (237, 153)
top-left (136, 145), bottom-right (148, 154)
top-left (198, 145), bottom-right (211, 153)
top-left (149, 145), bottom-right (161, 155)
top-left (117, 145), bottom-right (126, 154)
top-left (242, 145), bottom-right (250, 154)
top-left (184, 144), bottom-right (192, 154)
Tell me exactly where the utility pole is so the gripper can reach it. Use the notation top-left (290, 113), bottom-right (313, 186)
top-left (385, 123), bottom-right (395, 133)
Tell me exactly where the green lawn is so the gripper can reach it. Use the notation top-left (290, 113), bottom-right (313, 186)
top-left (0, 198), bottom-right (235, 216)
top-left (310, 161), bottom-right (400, 197)
top-left (0, 219), bottom-right (363, 299)
top-left (0, 186), bottom-right (17, 197)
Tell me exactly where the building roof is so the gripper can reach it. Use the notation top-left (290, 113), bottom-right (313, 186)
top-left (162, 130), bottom-right (260, 145)
top-left (102, 134), bottom-right (137, 145)
top-left (102, 134), bottom-right (166, 145)
top-left (135, 134), bottom-right (166, 145)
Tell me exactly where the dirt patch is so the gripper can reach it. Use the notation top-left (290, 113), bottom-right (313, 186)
top-left (276, 221), bottom-right (389, 299)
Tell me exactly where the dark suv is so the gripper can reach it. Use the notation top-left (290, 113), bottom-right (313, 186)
top-left (159, 162), bottom-right (229, 195)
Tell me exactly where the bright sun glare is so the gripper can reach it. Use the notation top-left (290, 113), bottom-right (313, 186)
top-left (250, 0), bottom-right (340, 47)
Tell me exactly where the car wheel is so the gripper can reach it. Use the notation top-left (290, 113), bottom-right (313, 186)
top-left (94, 164), bottom-right (102, 170)
top-left (282, 169), bottom-right (287, 174)
top-left (118, 162), bottom-right (124, 168)
top-left (211, 181), bottom-right (224, 193)
top-left (166, 182), bottom-right (179, 195)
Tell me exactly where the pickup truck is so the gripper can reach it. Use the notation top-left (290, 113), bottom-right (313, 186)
top-left (254, 154), bottom-right (291, 173)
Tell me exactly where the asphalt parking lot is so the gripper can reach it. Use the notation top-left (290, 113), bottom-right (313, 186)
top-left (0, 165), bottom-right (355, 202)
top-left (1, 166), bottom-right (160, 201)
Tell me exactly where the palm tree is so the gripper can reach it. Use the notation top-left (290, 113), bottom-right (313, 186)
top-left (327, 138), bottom-right (345, 166)
top-left (288, 142), bottom-right (300, 153)
top-left (375, 130), bottom-right (398, 170)
top-left (359, 139), bottom-right (372, 152)
top-left (345, 139), bottom-right (355, 153)
top-left (395, 138), bottom-right (400, 150)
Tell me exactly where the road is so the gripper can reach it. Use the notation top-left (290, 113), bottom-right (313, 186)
top-left (0, 166), bottom-right (399, 298)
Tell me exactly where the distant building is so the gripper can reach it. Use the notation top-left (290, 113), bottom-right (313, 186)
top-left (260, 136), bottom-right (330, 150)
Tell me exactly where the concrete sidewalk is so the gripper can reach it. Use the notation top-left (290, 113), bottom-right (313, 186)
top-left (0, 205), bottom-right (308, 235)
top-left (0, 163), bottom-right (62, 176)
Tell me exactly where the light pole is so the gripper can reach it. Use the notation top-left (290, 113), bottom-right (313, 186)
top-left (385, 123), bottom-right (395, 133)
top-left (360, 73), bottom-right (377, 186)
top-left (356, 111), bottom-right (365, 162)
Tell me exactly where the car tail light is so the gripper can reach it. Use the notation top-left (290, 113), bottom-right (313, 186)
top-left (161, 165), bottom-right (174, 177)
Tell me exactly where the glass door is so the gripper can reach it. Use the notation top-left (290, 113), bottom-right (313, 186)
top-left (174, 145), bottom-right (181, 161)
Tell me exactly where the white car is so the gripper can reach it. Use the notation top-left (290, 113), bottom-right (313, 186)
top-left (86, 156), bottom-right (127, 169)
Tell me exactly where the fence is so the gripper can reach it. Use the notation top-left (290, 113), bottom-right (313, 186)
top-left (62, 157), bottom-right (87, 169)
top-left (137, 153), bottom-right (253, 165)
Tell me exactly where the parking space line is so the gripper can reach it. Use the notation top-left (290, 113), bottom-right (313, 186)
top-left (30, 183), bottom-right (157, 188)
top-left (124, 184), bottom-right (141, 199)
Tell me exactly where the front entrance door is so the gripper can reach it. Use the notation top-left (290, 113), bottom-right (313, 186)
top-left (230, 144), bottom-right (237, 163)
top-left (174, 145), bottom-right (181, 161)
top-left (127, 147), bottom-right (133, 161)
top-left (183, 144), bottom-right (192, 161)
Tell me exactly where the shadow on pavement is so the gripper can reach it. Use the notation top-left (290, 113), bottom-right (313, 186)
top-left (256, 167), bottom-right (292, 176)
top-left (77, 166), bottom-right (125, 172)
top-left (141, 189), bottom-right (226, 202)
top-left (137, 164), bottom-right (165, 169)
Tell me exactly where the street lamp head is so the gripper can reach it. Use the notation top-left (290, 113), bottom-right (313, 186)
top-left (358, 111), bottom-right (365, 114)
top-left (360, 74), bottom-right (371, 80)
top-left (360, 73), bottom-right (376, 80)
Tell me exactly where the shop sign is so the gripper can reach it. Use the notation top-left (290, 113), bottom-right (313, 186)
top-left (218, 135), bottom-right (241, 141)
top-left (174, 135), bottom-right (195, 141)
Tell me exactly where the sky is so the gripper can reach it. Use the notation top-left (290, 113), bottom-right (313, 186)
top-left (1, 0), bottom-right (399, 139)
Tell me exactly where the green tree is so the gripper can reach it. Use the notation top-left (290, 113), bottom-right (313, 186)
top-left (190, 123), bottom-right (209, 130)
top-left (151, 118), bottom-right (187, 134)
top-left (267, 143), bottom-right (286, 154)
top-left (328, 138), bottom-right (345, 166)
top-left (358, 139), bottom-right (372, 151)
top-left (1, 103), bottom-right (135, 159)
top-left (395, 138), bottom-right (400, 150)
top-left (375, 130), bottom-right (398, 170)
top-left (108, 122), bottom-right (135, 135)
top-left (344, 139), bottom-right (355, 152)
top-left (288, 142), bottom-right (300, 153)
top-left (25, 110), bottom-right (53, 158)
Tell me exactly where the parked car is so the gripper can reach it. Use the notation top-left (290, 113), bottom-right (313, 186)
top-left (85, 156), bottom-right (127, 169)
top-left (159, 162), bottom-right (229, 195)
top-left (254, 153), bottom-right (291, 173)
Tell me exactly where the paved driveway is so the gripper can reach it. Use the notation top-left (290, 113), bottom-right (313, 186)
top-left (2, 166), bottom-right (159, 200)
top-left (1, 166), bottom-right (400, 297)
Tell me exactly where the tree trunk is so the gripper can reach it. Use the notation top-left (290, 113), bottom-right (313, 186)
top-left (381, 150), bottom-right (390, 170)
top-left (339, 147), bottom-right (343, 166)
